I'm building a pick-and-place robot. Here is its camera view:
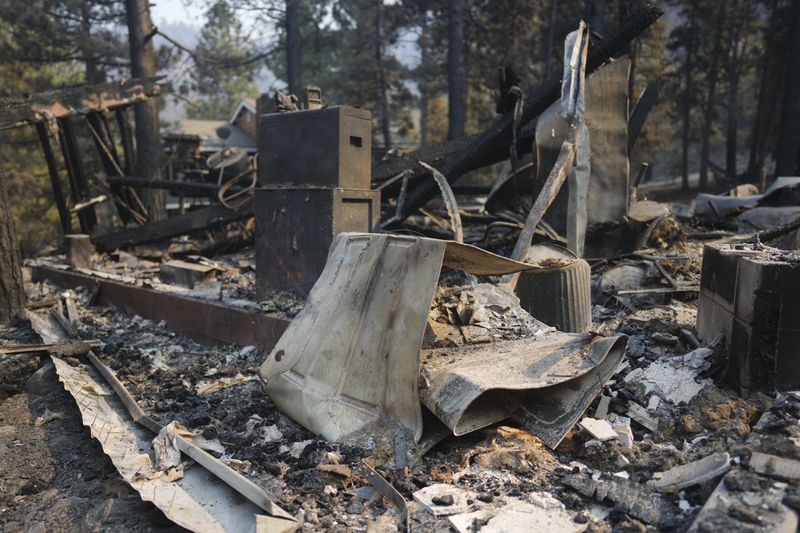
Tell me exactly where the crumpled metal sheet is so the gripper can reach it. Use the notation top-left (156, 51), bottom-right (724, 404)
top-left (259, 233), bottom-right (447, 443)
top-left (420, 333), bottom-right (627, 447)
top-left (441, 240), bottom-right (563, 275)
top-left (29, 310), bottom-right (297, 533)
top-left (510, 335), bottom-right (627, 448)
top-left (51, 357), bottom-right (287, 533)
top-left (260, 232), bottom-right (626, 449)
top-left (695, 177), bottom-right (800, 216)
top-left (259, 233), bottom-right (550, 444)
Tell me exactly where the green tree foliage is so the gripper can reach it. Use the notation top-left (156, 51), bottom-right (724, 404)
top-left (0, 0), bottom-right (127, 85)
top-left (667, 0), bottom-right (796, 186)
top-left (220, 0), bottom-right (415, 147)
top-left (188, 0), bottom-right (259, 119)
top-left (0, 1), bottom-right (97, 253)
top-left (312, 0), bottom-right (415, 147)
top-left (0, 0), bottom-right (133, 252)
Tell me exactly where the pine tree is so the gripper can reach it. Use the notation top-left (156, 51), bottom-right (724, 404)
top-left (0, 0), bottom-right (127, 85)
top-left (190, 0), bottom-right (258, 119)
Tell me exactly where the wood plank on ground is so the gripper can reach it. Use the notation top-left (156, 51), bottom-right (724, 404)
top-left (93, 204), bottom-right (253, 251)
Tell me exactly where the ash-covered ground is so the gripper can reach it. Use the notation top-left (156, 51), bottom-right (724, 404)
top-left (1, 232), bottom-right (794, 532)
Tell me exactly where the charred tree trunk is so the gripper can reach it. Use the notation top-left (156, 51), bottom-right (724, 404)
top-left (285, 0), bottom-right (301, 96)
top-left (681, 4), bottom-right (698, 192)
top-left (375, 1), bottom-right (392, 149)
top-left (0, 164), bottom-right (25, 324)
top-left (725, 87), bottom-right (738, 179)
top-left (419, 16), bottom-right (430, 148)
top-left (725, 1), bottom-right (750, 181)
top-left (125, 0), bottom-right (166, 222)
top-left (79, 2), bottom-right (102, 85)
top-left (747, 0), bottom-right (785, 181)
top-left (543, 0), bottom-right (558, 79)
top-left (628, 41), bottom-right (637, 109)
top-left (699, 2), bottom-right (725, 189)
top-left (585, 0), bottom-right (605, 34)
top-left (747, 7), bottom-right (774, 180)
top-left (420, 91), bottom-right (429, 147)
top-left (776, 0), bottom-right (800, 176)
top-left (747, 67), bottom-right (767, 180)
top-left (447, 0), bottom-right (465, 140)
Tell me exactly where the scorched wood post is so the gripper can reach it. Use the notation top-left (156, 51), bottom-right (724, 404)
top-left (125, 0), bottom-right (167, 222)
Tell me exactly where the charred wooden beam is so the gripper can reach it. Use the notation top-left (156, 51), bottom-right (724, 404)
top-left (628, 78), bottom-right (660, 153)
top-left (57, 117), bottom-right (96, 233)
top-left (377, 4), bottom-right (663, 226)
top-left (0, 77), bottom-right (165, 131)
top-left (35, 122), bottom-right (71, 234)
top-left (93, 203), bottom-right (253, 251)
top-left (115, 108), bottom-right (135, 177)
top-left (106, 176), bottom-right (248, 195)
top-left (86, 111), bottom-right (135, 224)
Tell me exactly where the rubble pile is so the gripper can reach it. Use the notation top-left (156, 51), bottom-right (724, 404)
top-left (1, 6), bottom-right (799, 532)
top-left (4, 213), bottom-right (797, 531)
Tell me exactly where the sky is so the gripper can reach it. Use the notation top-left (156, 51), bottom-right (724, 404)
top-left (151, 0), bottom-right (205, 27)
top-left (148, 0), bottom-right (418, 120)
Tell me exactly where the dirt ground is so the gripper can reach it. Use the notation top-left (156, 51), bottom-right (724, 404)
top-left (0, 330), bottom-right (181, 531)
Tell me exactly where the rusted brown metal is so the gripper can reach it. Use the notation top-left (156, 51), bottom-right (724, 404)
top-left (30, 265), bottom-right (289, 352)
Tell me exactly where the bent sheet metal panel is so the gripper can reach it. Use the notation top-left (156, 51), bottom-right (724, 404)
top-left (29, 311), bottom-right (296, 533)
top-left (442, 240), bottom-right (564, 275)
top-left (420, 333), bottom-right (627, 447)
top-left (511, 335), bottom-right (627, 448)
top-left (259, 232), bottom-right (595, 445)
top-left (52, 358), bottom-right (278, 533)
top-left (259, 233), bottom-right (447, 442)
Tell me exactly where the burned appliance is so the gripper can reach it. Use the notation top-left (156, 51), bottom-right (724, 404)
top-left (255, 106), bottom-right (380, 297)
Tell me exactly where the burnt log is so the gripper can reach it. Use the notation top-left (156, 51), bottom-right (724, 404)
top-left (107, 176), bottom-right (249, 195)
top-left (93, 204), bottom-right (253, 252)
